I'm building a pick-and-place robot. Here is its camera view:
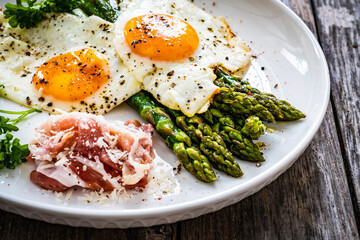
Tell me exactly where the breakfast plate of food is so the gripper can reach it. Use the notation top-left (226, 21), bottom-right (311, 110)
top-left (0, 0), bottom-right (329, 228)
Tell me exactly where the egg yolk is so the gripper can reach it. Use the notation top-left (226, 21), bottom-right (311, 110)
top-left (124, 14), bottom-right (199, 61)
top-left (32, 48), bottom-right (110, 102)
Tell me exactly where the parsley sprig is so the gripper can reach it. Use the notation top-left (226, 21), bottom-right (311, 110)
top-left (3, 0), bottom-right (120, 29)
top-left (0, 108), bottom-right (41, 170)
top-left (3, 0), bottom-right (82, 29)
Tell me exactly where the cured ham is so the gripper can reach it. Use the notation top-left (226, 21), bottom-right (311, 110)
top-left (28, 113), bottom-right (154, 192)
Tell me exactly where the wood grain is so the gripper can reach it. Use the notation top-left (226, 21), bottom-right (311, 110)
top-left (1, 0), bottom-right (359, 239)
top-left (0, 210), bottom-right (176, 240)
top-left (312, 0), bottom-right (360, 227)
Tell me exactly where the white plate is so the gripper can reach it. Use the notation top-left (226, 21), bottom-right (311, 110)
top-left (0, 0), bottom-right (329, 228)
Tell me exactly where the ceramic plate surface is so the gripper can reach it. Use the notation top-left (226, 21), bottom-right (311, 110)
top-left (0, 0), bottom-right (329, 228)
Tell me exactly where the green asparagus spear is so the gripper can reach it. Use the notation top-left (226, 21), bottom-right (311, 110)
top-left (165, 137), bottom-right (217, 182)
top-left (127, 92), bottom-right (217, 182)
top-left (167, 108), bottom-right (243, 178)
top-left (205, 108), bottom-right (265, 162)
top-left (94, 0), bottom-right (119, 22)
top-left (203, 108), bottom-right (266, 140)
top-left (127, 92), bottom-right (190, 145)
top-left (78, 0), bottom-right (106, 20)
top-left (240, 115), bottom-right (266, 140)
top-left (214, 66), bottom-right (306, 121)
top-left (213, 87), bottom-right (276, 122)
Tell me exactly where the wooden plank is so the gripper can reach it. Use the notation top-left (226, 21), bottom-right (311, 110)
top-left (312, 0), bottom-right (360, 226)
top-left (0, 209), bottom-right (176, 240)
top-left (179, 0), bottom-right (360, 238)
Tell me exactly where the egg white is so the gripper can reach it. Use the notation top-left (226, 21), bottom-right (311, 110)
top-left (0, 12), bottom-right (141, 115)
top-left (114, 0), bottom-right (252, 116)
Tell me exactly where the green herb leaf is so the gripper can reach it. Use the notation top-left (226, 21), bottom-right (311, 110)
top-left (0, 116), bottom-right (19, 134)
top-left (45, 0), bottom-right (82, 13)
top-left (0, 108), bottom-right (40, 170)
top-left (3, 0), bottom-right (83, 29)
top-left (4, 0), bottom-right (49, 29)
top-left (0, 133), bottom-right (29, 170)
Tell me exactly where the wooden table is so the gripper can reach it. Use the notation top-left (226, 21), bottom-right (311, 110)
top-left (1, 0), bottom-right (359, 239)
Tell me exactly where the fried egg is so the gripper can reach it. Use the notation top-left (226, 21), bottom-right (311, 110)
top-left (114, 0), bottom-right (251, 116)
top-left (0, 12), bottom-right (141, 114)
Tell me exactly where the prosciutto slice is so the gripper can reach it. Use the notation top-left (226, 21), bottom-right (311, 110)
top-left (28, 113), bottom-right (154, 192)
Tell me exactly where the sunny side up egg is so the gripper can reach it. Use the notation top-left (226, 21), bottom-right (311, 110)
top-left (114, 0), bottom-right (252, 117)
top-left (0, 12), bottom-right (141, 114)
